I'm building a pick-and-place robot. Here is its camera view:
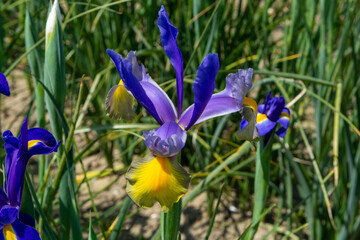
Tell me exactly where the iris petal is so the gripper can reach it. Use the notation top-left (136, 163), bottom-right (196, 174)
top-left (237, 102), bottom-right (258, 141)
top-left (256, 114), bottom-right (277, 136)
top-left (178, 68), bottom-right (253, 128)
top-left (258, 104), bottom-right (265, 114)
top-left (106, 81), bottom-right (135, 120)
top-left (27, 128), bottom-right (60, 159)
top-left (6, 118), bottom-right (28, 206)
top-left (143, 122), bottom-right (186, 157)
top-left (107, 49), bottom-right (177, 124)
top-left (10, 219), bottom-right (40, 240)
top-left (2, 225), bottom-right (16, 240)
top-left (158, 6), bottom-right (184, 116)
top-left (0, 189), bottom-right (8, 209)
top-left (181, 54), bottom-right (219, 130)
top-left (0, 206), bottom-right (18, 226)
top-left (2, 131), bottom-right (20, 189)
top-left (126, 156), bottom-right (190, 212)
top-left (276, 108), bottom-right (290, 137)
top-left (0, 73), bottom-right (10, 96)
top-left (263, 92), bottom-right (285, 121)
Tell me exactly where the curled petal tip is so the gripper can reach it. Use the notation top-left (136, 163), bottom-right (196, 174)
top-left (126, 156), bottom-right (190, 211)
top-left (225, 68), bottom-right (253, 109)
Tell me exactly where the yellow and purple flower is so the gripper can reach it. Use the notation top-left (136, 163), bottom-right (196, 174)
top-left (0, 117), bottom-right (59, 239)
top-left (0, 73), bottom-right (10, 97)
top-left (255, 92), bottom-right (290, 137)
top-left (106, 6), bottom-right (256, 211)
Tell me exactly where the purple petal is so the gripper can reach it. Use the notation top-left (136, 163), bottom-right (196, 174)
top-left (276, 108), bottom-right (290, 137)
top-left (11, 218), bottom-right (41, 240)
top-left (256, 114), bottom-right (276, 136)
top-left (183, 54), bottom-right (219, 130)
top-left (143, 122), bottom-right (186, 157)
top-left (2, 130), bottom-right (20, 187)
top-left (6, 118), bottom-right (28, 206)
top-left (18, 213), bottom-right (35, 228)
top-left (178, 68), bottom-right (253, 128)
top-left (158, 6), bottom-right (184, 116)
top-left (0, 188), bottom-right (8, 209)
top-left (264, 93), bottom-right (285, 121)
top-left (258, 104), bottom-right (265, 114)
top-left (0, 73), bottom-right (10, 96)
top-left (0, 206), bottom-right (18, 226)
top-left (107, 49), bottom-right (177, 124)
top-left (27, 128), bottom-right (60, 158)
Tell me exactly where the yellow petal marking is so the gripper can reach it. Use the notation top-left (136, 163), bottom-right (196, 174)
top-left (28, 140), bottom-right (41, 150)
top-left (243, 97), bottom-right (258, 116)
top-left (126, 156), bottom-right (190, 212)
top-left (280, 112), bottom-right (290, 119)
top-left (106, 80), bottom-right (135, 120)
top-left (257, 113), bottom-right (268, 122)
top-left (3, 224), bottom-right (16, 240)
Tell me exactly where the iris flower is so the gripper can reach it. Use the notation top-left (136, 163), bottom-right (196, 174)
top-left (0, 73), bottom-right (10, 96)
top-left (256, 92), bottom-right (290, 137)
top-left (0, 117), bottom-right (60, 239)
top-left (106, 6), bottom-right (257, 211)
top-left (240, 92), bottom-right (290, 141)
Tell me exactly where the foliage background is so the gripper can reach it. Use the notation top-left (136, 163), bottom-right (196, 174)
top-left (0, 0), bottom-right (359, 239)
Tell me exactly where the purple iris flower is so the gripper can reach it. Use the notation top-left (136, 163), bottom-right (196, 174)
top-left (0, 117), bottom-right (60, 239)
top-left (0, 73), bottom-right (10, 97)
top-left (107, 6), bottom-right (254, 158)
top-left (106, 6), bottom-right (256, 211)
top-left (256, 92), bottom-right (290, 137)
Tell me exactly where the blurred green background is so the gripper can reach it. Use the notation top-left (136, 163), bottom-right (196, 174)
top-left (0, 0), bottom-right (359, 239)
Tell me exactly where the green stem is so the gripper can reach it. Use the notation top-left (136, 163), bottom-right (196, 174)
top-left (244, 140), bottom-right (270, 240)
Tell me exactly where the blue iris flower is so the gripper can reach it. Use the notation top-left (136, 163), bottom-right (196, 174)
top-left (106, 6), bottom-right (256, 211)
top-left (256, 92), bottom-right (290, 137)
top-left (0, 117), bottom-right (60, 239)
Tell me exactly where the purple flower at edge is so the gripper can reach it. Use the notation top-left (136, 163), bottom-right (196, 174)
top-left (256, 92), bottom-right (290, 137)
top-left (0, 117), bottom-right (60, 239)
top-left (0, 73), bottom-right (10, 97)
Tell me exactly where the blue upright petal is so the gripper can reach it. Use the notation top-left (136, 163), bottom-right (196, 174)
top-left (143, 122), bottom-right (186, 157)
top-left (263, 93), bottom-right (285, 121)
top-left (182, 54), bottom-right (219, 130)
top-left (257, 104), bottom-right (265, 114)
top-left (6, 118), bottom-right (29, 206)
top-left (2, 131), bottom-right (20, 189)
top-left (179, 68), bottom-right (253, 128)
top-left (158, 6), bottom-right (184, 116)
top-left (107, 49), bottom-right (177, 124)
top-left (0, 73), bottom-right (10, 96)
top-left (0, 189), bottom-right (8, 209)
top-left (27, 128), bottom-right (60, 159)
top-left (126, 51), bottom-right (177, 123)
top-left (10, 219), bottom-right (40, 240)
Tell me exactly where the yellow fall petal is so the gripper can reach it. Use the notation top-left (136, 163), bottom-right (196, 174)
top-left (3, 224), bottom-right (16, 240)
top-left (106, 80), bottom-right (135, 120)
top-left (126, 156), bottom-right (190, 212)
